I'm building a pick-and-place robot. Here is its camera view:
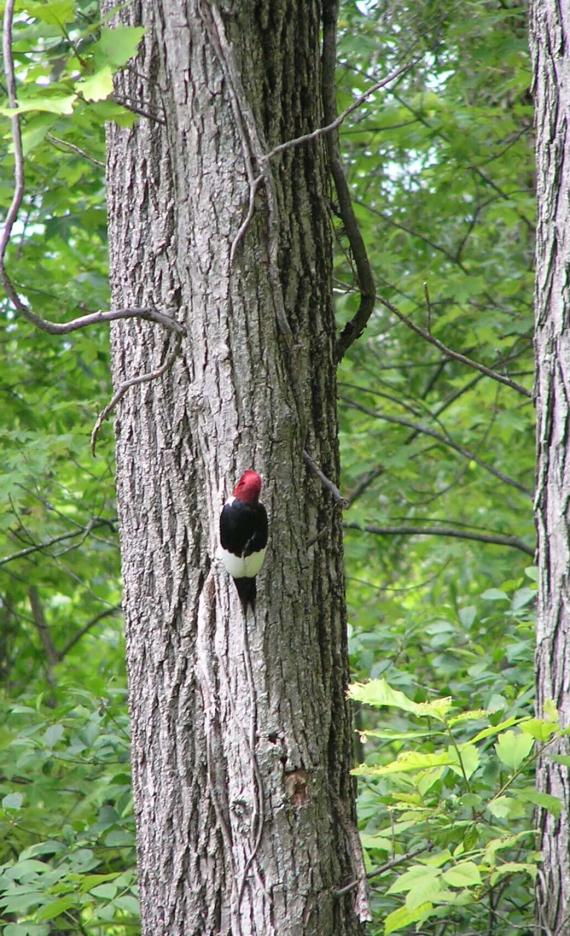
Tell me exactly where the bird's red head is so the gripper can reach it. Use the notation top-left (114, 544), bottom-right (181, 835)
top-left (233, 469), bottom-right (262, 504)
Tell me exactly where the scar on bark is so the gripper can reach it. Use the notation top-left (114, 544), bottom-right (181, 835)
top-left (285, 769), bottom-right (309, 806)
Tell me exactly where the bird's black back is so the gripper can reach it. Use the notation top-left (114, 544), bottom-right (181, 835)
top-left (220, 499), bottom-right (268, 557)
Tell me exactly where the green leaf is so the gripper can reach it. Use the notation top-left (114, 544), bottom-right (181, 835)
top-left (480, 588), bottom-right (509, 601)
top-left (43, 723), bottom-right (64, 747)
top-left (26, 0), bottom-right (76, 25)
top-left (0, 96), bottom-right (76, 116)
top-left (470, 716), bottom-right (524, 743)
top-left (34, 895), bottom-right (77, 922)
top-left (349, 678), bottom-right (451, 720)
top-left (516, 788), bottom-right (562, 818)
top-left (521, 717), bottom-right (558, 741)
top-left (76, 67), bottom-right (114, 103)
top-left (495, 731), bottom-right (534, 770)
top-left (94, 26), bottom-right (145, 68)
top-left (387, 865), bottom-right (440, 895)
top-left (353, 750), bottom-right (457, 776)
top-left (442, 862), bottom-right (482, 888)
top-left (551, 754), bottom-right (570, 767)
top-left (384, 901), bottom-right (433, 935)
top-left (490, 861), bottom-right (537, 885)
top-left (487, 795), bottom-right (527, 819)
top-left (448, 742), bottom-right (480, 779)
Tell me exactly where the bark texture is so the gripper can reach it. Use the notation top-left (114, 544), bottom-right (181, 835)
top-left (530, 2), bottom-right (570, 932)
top-left (103, 1), bottom-right (367, 933)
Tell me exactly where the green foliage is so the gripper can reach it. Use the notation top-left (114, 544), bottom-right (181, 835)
top-left (0, 2), bottom-right (138, 932)
top-left (0, 685), bottom-right (137, 933)
top-left (349, 590), bottom-right (555, 935)
top-left (334, 3), bottom-right (538, 930)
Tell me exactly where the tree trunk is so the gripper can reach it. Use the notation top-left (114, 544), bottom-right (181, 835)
top-left (530, 2), bottom-right (570, 932)
top-left (103, 1), bottom-right (367, 933)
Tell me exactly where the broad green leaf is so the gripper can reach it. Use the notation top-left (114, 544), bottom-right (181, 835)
top-left (349, 678), bottom-right (451, 720)
top-left (495, 731), bottom-right (534, 770)
top-left (76, 67), bottom-right (114, 102)
top-left (470, 716), bottom-right (524, 743)
top-left (26, 0), bottom-right (76, 25)
top-left (448, 742), bottom-right (480, 779)
top-left (551, 754), bottom-right (570, 767)
top-left (490, 862), bottom-right (537, 885)
top-left (387, 865), bottom-right (440, 895)
top-left (487, 796), bottom-right (527, 820)
top-left (43, 723), bottom-right (64, 747)
top-left (353, 751), bottom-right (457, 776)
top-left (521, 717), bottom-right (558, 741)
top-left (94, 26), bottom-right (145, 68)
top-left (34, 895), bottom-right (77, 922)
top-left (447, 709), bottom-right (488, 727)
top-left (406, 875), bottom-right (442, 910)
top-left (0, 96), bottom-right (76, 116)
top-left (442, 862), bottom-right (482, 888)
top-left (384, 901), bottom-right (433, 935)
top-left (480, 588), bottom-right (509, 601)
top-left (360, 832), bottom-right (391, 852)
top-left (516, 788), bottom-right (562, 818)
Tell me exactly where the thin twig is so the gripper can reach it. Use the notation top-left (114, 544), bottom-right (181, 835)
top-left (262, 60), bottom-right (415, 165)
top-left (0, 4), bottom-right (182, 339)
top-left (111, 93), bottom-right (166, 124)
top-left (91, 337), bottom-right (182, 455)
top-left (303, 450), bottom-right (348, 508)
top-left (0, 519), bottom-right (116, 568)
top-left (341, 396), bottom-right (532, 497)
top-left (378, 294), bottom-right (532, 398)
top-left (46, 133), bottom-right (105, 169)
top-left (60, 606), bottom-right (122, 658)
top-left (344, 521), bottom-right (534, 557)
top-left (335, 843), bottom-right (430, 897)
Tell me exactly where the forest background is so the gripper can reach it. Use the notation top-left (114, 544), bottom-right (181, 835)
top-left (0, 1), bottom-right (549, 934)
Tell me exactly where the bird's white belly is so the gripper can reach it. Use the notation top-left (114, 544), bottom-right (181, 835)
top-left (219, 546), bottom-right (266, 579)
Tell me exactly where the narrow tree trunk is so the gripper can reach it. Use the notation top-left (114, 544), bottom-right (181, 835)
top-left (103, 1), bottom-right (367, 933)
top-left (530, 2), bottom-right (570, 932)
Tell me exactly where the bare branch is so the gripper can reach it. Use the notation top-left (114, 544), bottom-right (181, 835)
top-left (262, 59), bottom-right (415, 164)
top-left (378, 294), bottom-right (532, 398)
top-left (341, 396), bottom-right (532, 497)
top-left (29, 586), bottom-right (59, 668)
top-left (46, 133), bottom-right (105, 169)
top-left (0, 3), bottom-right (183, 339)
top-left (91, 337), bottom-right (182, 455)
top-left (0, 519), bottom-right (116, 568)
top-left (60, 606), bottom-right (122, 658)
top-left (344, 521), bottom-right (534, 557)
top-left (322, 3), bottom-right (377, 363)
top-left (303, 450), bottom-right (348, 508)
top-left (335, 844), bottom-right (431, 898)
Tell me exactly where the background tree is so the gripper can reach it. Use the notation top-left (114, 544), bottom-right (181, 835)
top-left (530, 1), bottom-right (570, 932)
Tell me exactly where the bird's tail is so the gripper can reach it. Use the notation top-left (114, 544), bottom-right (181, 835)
top-left (234, 577), bottom-right (256, 612)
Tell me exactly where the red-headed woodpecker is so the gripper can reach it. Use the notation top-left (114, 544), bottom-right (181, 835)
top-left (219, 469), bottom-right (268, 611)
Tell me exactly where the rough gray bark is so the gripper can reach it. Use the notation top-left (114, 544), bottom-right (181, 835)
top-left (103, 1), bottom-right (368, 934)
top-left (530, 2), bottom-right (570, 933)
